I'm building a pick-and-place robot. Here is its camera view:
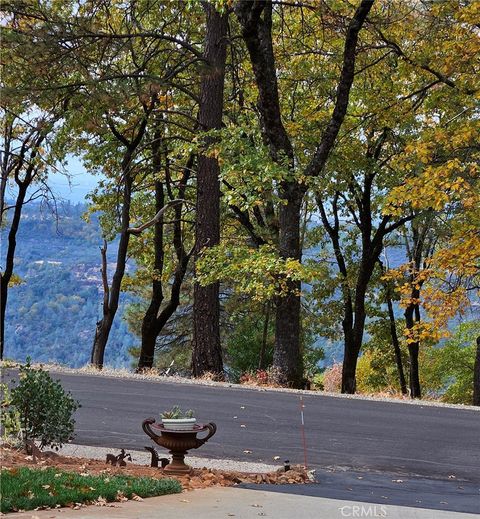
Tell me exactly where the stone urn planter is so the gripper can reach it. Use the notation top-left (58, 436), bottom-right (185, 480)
top-left (142, 417), bottom-right (217, 475)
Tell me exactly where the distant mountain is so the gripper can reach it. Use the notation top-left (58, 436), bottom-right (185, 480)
top-left (2, 202), bottom-right (137, 368)
top-left (3, 202), bottom-right (476, 371)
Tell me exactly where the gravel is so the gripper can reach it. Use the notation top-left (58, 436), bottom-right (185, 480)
top-left (3, 360), bottom-right (479, 411)
top-left (59, 443), bottom-right (280, 474)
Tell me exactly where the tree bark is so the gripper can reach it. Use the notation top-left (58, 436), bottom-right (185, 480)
top-left (341, 271), bottom-right (370, 393)
top-left (0, 183), bottom-right (28, 359)
top-left (274, 187), bottom-right (303, 386)
top-left (192, 3), bottom-right (228, 378)
top-left (138, 179), bottom-right (165, 369)
top-left (473, 336), bottom-right (480, 406)
top-left (379, 259), bottom-right (408, 395)
top-left (90, 151), bottom-right (135, 368)
top-left (405, 302), bottom-right (421, 398)
top-left (0, 120), bottom-right (49, 360)
top-left (137, 152), bottom-right (194, 370)
top-left (386, 288), bottom-right (408, 395)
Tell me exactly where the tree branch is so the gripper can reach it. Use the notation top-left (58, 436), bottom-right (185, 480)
top-left (127, 199), bottom-right (192, 235)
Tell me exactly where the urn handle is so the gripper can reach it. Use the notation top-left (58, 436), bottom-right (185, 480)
top-left (197, 422), bottom-right (217, 445)
top-left (142, 417), bottom-right (160, 442)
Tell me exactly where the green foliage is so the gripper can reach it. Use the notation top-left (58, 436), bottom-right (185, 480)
top-left (225, 304), bottom-right (323, 382)
top-left (0, 467), bottom-right (181, 513)
top-left (0, 383), bottom-right (22, 445)
top-left (356, 318), bottom-right (409, 394)
top-left (225, 310), bottom-right (274, 382)
top-left (197, 244), bottom-right (321, 302)
top-left (5, 361), bottom-right (80, 449)
top-left (421, 321), bottom-right (479, 404)
top-left (160, 406), bottom-right (195, 419)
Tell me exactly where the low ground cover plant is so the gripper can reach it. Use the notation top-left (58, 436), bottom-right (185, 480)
top-left (1, 467), bottom-right (181, 513)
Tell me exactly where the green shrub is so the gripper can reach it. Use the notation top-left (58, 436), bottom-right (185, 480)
top-left (0, 383), bottom-right (22, 445)
top-left (2, 361), bottom-right (80, 450)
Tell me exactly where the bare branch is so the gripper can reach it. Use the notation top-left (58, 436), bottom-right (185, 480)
top-left (127, 199), bottom-right (193, 235)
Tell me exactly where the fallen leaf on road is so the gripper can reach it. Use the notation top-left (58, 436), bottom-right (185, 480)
top-left (251, 504), bottom-right (263, 507)
top-left (244, 450), bottom-right (252, 454)
top-left (240, 424), bottom-right (246, 428)
top-left (180, 499), bottom-right (190, 503)
top-left (273, 456), bottom-right (280, 460)
top-left (131, 494), bottom-right (143, 502)
top-left (392, 479), bottom-right (404, 483)
top-left (240, 406), bottom-right (245, 409)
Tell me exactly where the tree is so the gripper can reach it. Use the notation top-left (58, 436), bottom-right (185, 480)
top-left (192, 3), bottom-right (228, 379)
top-left (234, 0), bottom-right (373, 386)
top-left (0, 103), bottom-right (68, 360)
top-left (89, 103), bottom-right (152, 368)
top-left (311, 0), bottom-right (478, 394)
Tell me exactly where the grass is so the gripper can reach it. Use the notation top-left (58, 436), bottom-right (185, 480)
top-left (0, 467), bottom-right (182, 513)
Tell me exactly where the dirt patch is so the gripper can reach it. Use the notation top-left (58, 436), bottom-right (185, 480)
top-left (0, 446), bottom-right (311, 491)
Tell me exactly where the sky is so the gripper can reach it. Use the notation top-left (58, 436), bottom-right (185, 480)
top-left (48, 156), bottom-right (99, 203)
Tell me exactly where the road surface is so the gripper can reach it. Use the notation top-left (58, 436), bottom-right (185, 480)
top-left (4, 370), bottom-right (479, 484)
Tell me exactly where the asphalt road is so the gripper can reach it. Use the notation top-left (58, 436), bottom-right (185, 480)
top-left (4, 369), bottom-right (479, 485)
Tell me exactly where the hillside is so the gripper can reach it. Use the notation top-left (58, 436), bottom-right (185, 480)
top-left (2, 202), bottom-right (137, 368)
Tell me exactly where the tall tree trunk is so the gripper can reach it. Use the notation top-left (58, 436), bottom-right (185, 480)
top-left (474, 336), bottom-right (480, 406)
top-left (405, 302), bottom-right (421, 398)
top-left (274, 187), bottom-right (303, 386)
top-left (386, 289), bottom-right (408, 395)
top-left (341, 293), bottom-right (368, 393)
top-left (138, 179), bottom-right (165, 370)
top-left (192, 3), bottom-right (228, 378)
top-left (341, 296), bottom-right (356, 393)
top-left (342, 334), bottom-right (360, 394)
top-left (340, 257), bottom-right (378, 394)
top-left (90, 168), bottom-right (133, 369)
top-left (0, 183), bottom-right (28, 359)
top-left (379, 259), bottom-right (408, 395)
